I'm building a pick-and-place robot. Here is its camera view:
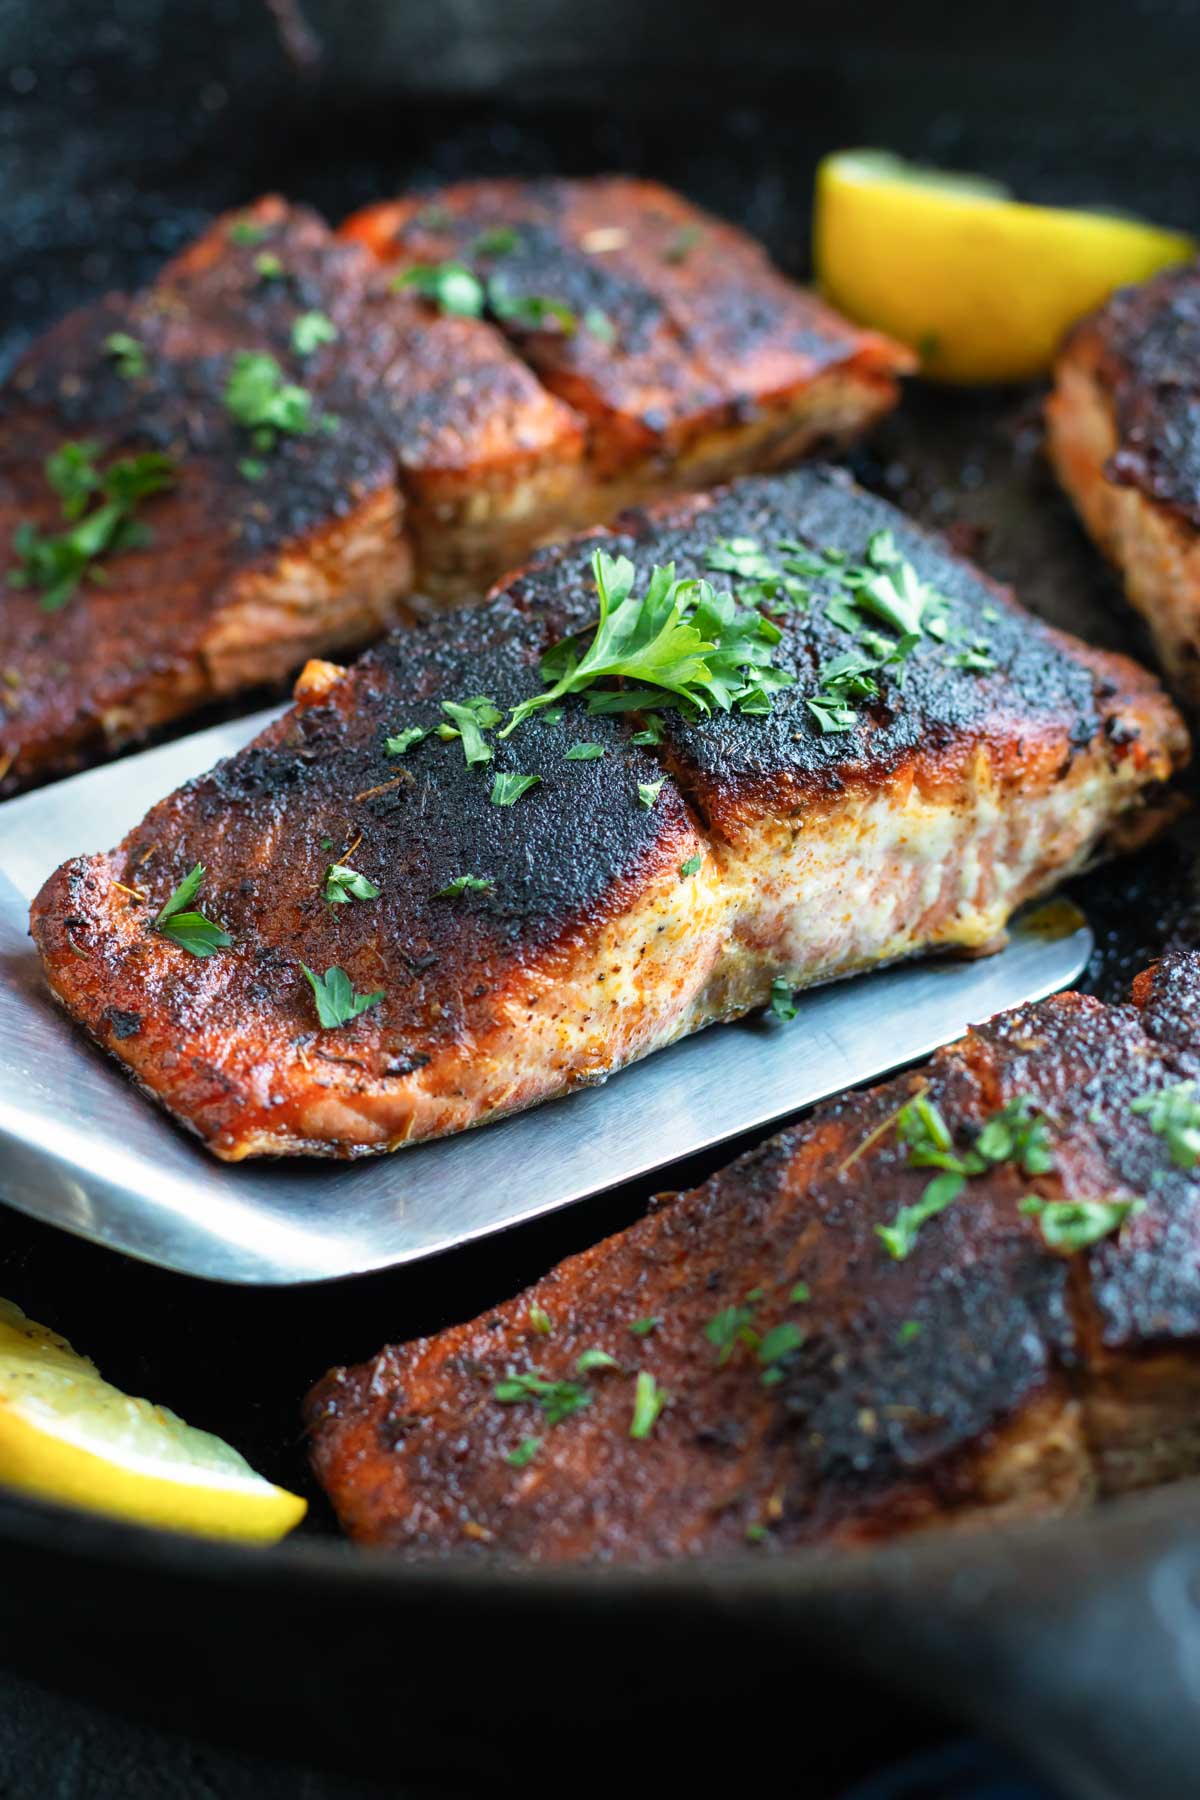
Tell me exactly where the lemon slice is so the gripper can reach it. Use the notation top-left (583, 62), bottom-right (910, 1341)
top-left (0, 1298), bottom-right (305, 1543)
top-left (814, 150), bottom-right (1195, 384)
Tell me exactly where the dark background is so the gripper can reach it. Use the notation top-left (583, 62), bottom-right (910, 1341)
top-left (2, 3), bottom-right (1200, 1796)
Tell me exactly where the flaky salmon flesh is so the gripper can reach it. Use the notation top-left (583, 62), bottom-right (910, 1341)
top-left (307, 951), bottom-right (1200, 1562)
top-left (29, 466), bottom-right (1188, 1161)
top-left (1, 180), bottom-right (909, 793)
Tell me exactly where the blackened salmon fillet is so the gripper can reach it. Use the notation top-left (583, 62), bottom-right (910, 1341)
top-left (306, 950), bottom-right (1200, 1561)
top-left (342, 175), bottom-right (912, 594)
top-left (1047, 261), bottom-right (1200, 703)
top-left (29, 466), bottom-right (1187, 1160)
top-left (1, 180), bottom-right (905, 795)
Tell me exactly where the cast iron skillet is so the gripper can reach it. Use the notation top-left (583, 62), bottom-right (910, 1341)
top-left (4, 3), bottom-right (1200, 1794)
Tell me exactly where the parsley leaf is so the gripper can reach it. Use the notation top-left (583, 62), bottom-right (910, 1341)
top-left (504, 1436), bottom-right (541, 1468)
top-left (680, 853), bottom-right (701, 877)
top-left (228, 217), bottom-right (269, 245)
top-left (876, 1169), bottom-right (966, 1261)
top-left (565, 742), bottom-right (605, 760)
top-left (11, 446), bottom-right (176, 611)
top-left (769, 978), bottom-right (798, 1022)
top-left (225, 350), bottom-right (320, 448)
top-left (493, 1370), bottom-right (591, 1426)
top-left (664, 224), bottom-right (704, 263)
top-left (1019, 1194), bottom-right (1145, 1252)
top-left (629, 1316), bottom-right (661, 1337)
top-left (392, 262), bottom-right (485, 317)
top-left (576, 1348), bottom-right (620, 1374)
top-left (637, 779), bottom-right (664, 809)
top-left (473, 225), bottom-right (521, 258)
top-left (439, 697), bottom-right (496, 768)
top-left (253, 251), bottom-right (285, 282)
top-left (1130, 1080), bottom-right (1200, 1167)
top-left (488, 281), bottom-right (577, 334)
top-left (757, 1321), bottom-right (804, 1386)
top-left (152, 863), bottom-right (232, 958)
top-left (384, 726), bottom-right (429, 757)
top-left (897, 1320), bottom-right (922, 1345)
top-left (629, 1370), bottom-right (667, 1440)
top-left (529, 1304), bottom-right (553, 1336)
top-left (490, 772), bottom-right (540, 806)
top-left (103, 332), bottom-right (148, 380)
top-left (300, 965), bottom-right (384, 1029)
top-left (974, 1094), bottom-right (1054, 1174)
top-left (500, 549), bottom-right (795, 736)
top-left (291, 310), bottom-right (338, 356)
top-left (705, 1297), bottom-right (760, 1365)
top-left (323, 863), bottom-right (380, 906)
top-left (435, 874), bottom-right (495, 899)
top-left (238, 457), bottom-right (267, 483)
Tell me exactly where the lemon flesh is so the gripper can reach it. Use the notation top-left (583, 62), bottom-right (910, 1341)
top-left (0, 1299), bottom-right (305, 1543)
top-left (814, 150), bottom-right (1196, 384)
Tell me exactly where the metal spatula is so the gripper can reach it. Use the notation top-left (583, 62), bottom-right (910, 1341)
top-left (0, 710), bottom-right (1093, 1285)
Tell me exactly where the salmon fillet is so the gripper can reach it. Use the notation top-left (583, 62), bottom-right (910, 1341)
top-left (29, 467), bottom-right (1187, 1160)
top-left (306, 950), bottom-right (1200, 1561)
top-left (1047, 261), bottom-right (1200, 703)
top-left (1, 181), bottom-right (905, 796)
top-left (342, 176), bottom-right (913, 594)
top-left (0, 194), bottom-right (580, 794)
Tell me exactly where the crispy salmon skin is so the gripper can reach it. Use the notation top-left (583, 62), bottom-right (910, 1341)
top-left (1048, 261), bottom-right (1200, 702)
top-left (306, 952), bottom-right (1200, 1562)
top-left (29, 467), bottom-right (1187, 1160)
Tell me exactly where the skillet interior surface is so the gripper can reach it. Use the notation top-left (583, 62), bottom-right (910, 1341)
top-left (4, 1), bottom-right (1200, 1792)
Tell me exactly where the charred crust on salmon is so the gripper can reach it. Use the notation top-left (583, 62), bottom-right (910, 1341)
top-left (29, 467), bottom-right (1188, 1161)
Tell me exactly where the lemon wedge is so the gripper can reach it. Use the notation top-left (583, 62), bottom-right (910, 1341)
top-left (814, 150), bottom-right (1195, 384)
top-left (0, 1298), bottom-right (305, 1543)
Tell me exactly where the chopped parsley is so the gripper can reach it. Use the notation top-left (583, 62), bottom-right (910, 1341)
top-left (877, 1090), bottom-right (1056, 1259)
top-left (896, 1320), bottom-right (922, 1346)
top-left (664, 224), bottom-right (704, 263)
top-left (499, 549), bottom-right (794, 736)
top-left (629, 1316), bottom-right (661, 1338)
top-left (384, 726), bottom-right (429, 757)
top-left (490, 771), bottom-right (541, 806)
top-left (225, 350), bottom-right (324, 449)
top-left (757, 1321), bottom-right (804, 1387)
top-left (394, 259), bottom-right (579, 336)
top-left (576, 1348), bottom-right (620, 1374)
top-left (493, 1370), bottom-right (591, 1426)
top-left (253, 251), bottom-right (286, 282)
top-left (227, 217), bottom-right (269, 245)
top-left (637, 779), bottom-right (664, 809)
top-left (1130, 1079), bottom-right (1200, 1168)
top-left (769, 978), bottom-right (799, 1022)
top-left (435, 874), bottom-right (495, 899)
top-left (705, 1295), bottom-right (761, 1365)
top-left (103, 332), bottom-right (148, 380)
top-left (565, 742), bottom-right (605, 760)
top-left (291, 310), bottom-right (338, 357)
top-left (504, 1436), bottom-right (542, 1468)
top-left (1019, 1194), bottom-right (1145, 1253)
top-left (323, 862), bottom-right (380, 906)
top-left (680, 853), bottom-right (701, 878)
top-left (393, 261), bottom-right (486, 317)
top-left (300, 964), bottom-right (384, 1029)
top-left (438, 696), bottom-right (499, 768)
top-left (473, 225), bottom-right (521, 258)
top-left (629, 1370), bottom-right (667, 1440)
top-left (152, 863), bottom-right (232, 958)
top-left (9, 444), bottom-right (176, 612)
top-left (237, 457), bottom-right (268, 483)
top-left (529, 1304), bottom-right (553, 1336)
top-left (790, 1282), bottom-right (811, 1303)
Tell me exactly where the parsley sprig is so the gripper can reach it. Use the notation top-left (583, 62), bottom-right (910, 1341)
top-left (9, 443), bottom-right (176, 612)
top-left (153, 863), bottom-right (232, 958)
top-left (500, 549), bottom-right (794, 737)
top-left (323, 863), bottom-right (380, 906)
top-left (393, 257), bottom-right (607, 340)
top-left (877, 1092), bottom-right (1054, 1260)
